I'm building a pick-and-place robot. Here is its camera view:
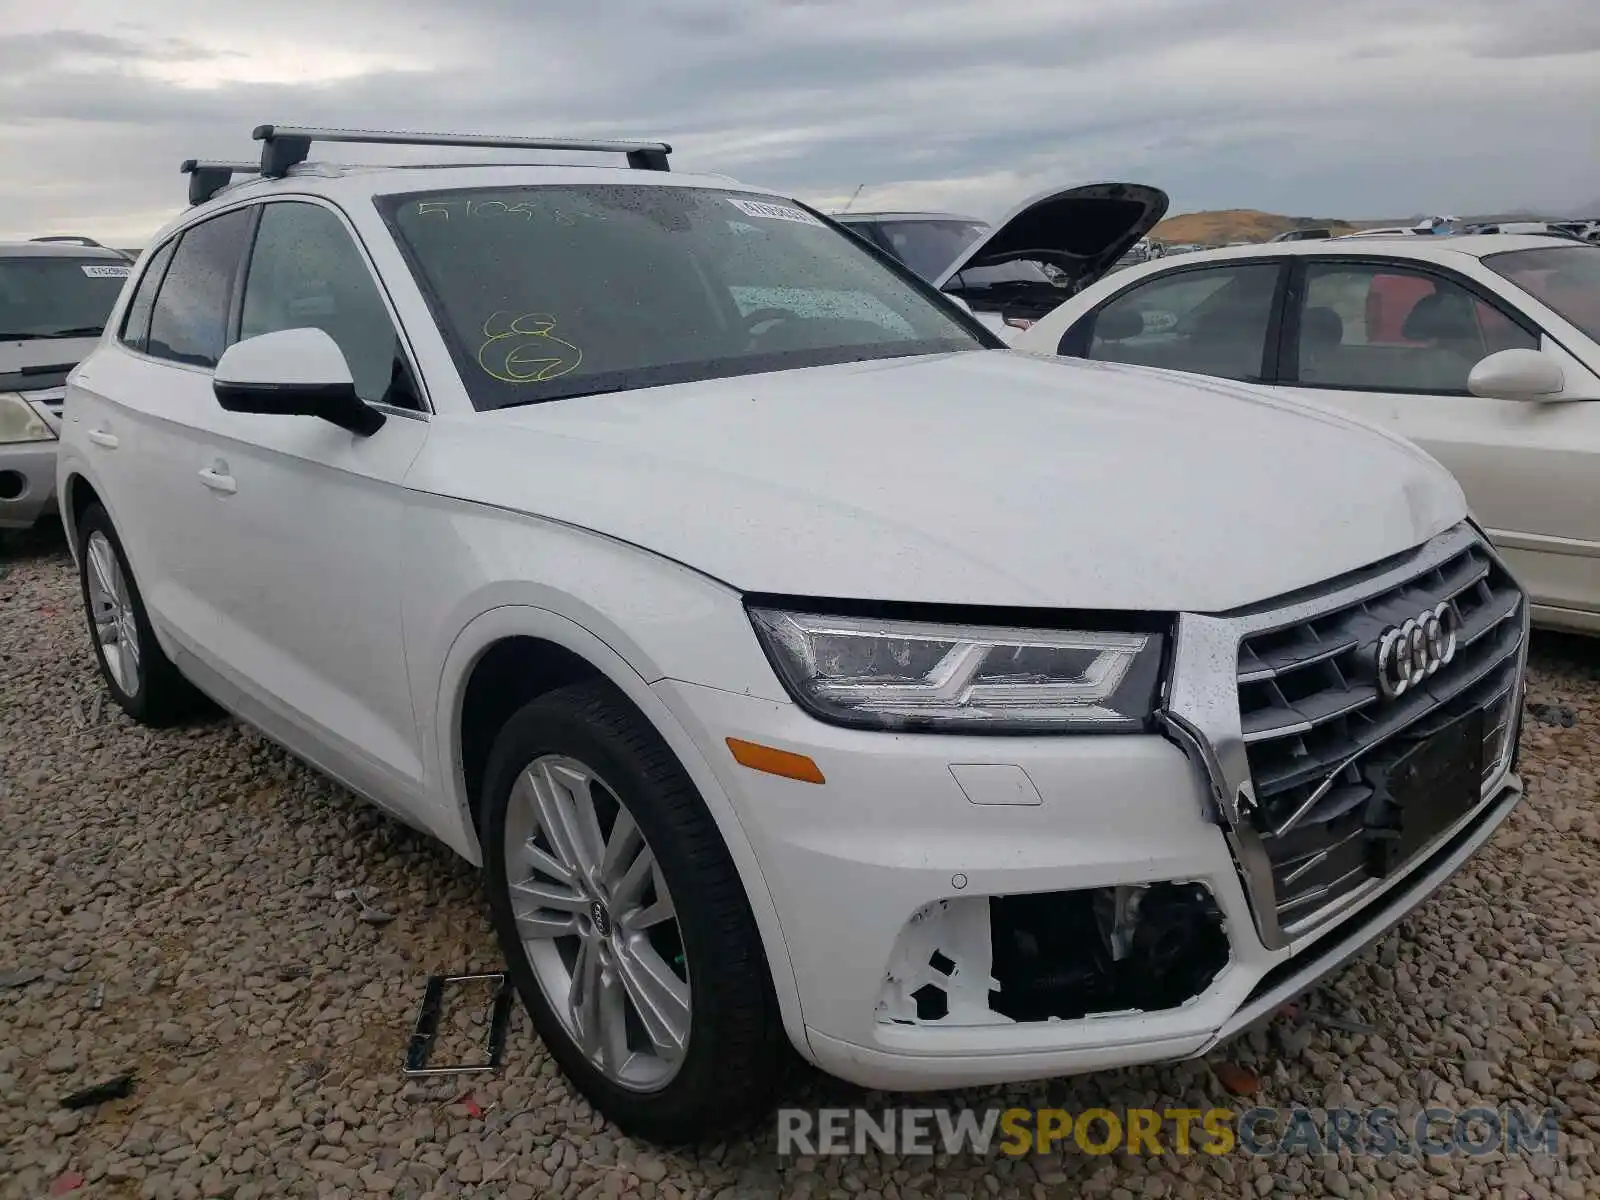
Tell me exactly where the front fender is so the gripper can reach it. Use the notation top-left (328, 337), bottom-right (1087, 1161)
top-left (430, 601), bottom-right (808, 1054)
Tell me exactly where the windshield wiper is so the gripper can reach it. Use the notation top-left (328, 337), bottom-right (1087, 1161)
top-left (0, 326), bottom-right (103, 340)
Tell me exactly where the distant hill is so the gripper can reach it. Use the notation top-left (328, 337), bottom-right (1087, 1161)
top-left (1152, 210), bottom-right (1360, 245)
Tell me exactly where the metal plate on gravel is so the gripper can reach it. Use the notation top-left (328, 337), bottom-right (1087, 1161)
top-left (403, 973), bottom-right (513, 1076)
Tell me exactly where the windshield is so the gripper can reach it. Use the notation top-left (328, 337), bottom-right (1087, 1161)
top-left (378, 186), bottom-right (985, 409)
top-left (0, 256), bottom-right (129, 339)
top-left (1484, 245), bottom-right (1600, 342)
top-left (862, 219), bottom-right (986, 280)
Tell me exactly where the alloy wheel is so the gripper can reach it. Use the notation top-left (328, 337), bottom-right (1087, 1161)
top-left (85, 530), bottom-right (141, 696)
top-left (504, 754), bottom-right (691, 1091)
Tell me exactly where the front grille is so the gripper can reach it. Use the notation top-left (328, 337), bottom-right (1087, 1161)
top-left (1235, 536), bottom-right (1523, 934)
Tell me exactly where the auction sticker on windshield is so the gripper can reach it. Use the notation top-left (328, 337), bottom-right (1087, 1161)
top-left (725, 198), bottom-right (824, 227)
top-left (81, 265), bottom-right (130, 278)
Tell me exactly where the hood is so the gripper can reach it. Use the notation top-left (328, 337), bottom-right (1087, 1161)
top-left (932, 182), bottom-right (1169, 314)
top-left (0, 336), bottom-right (100, 394)
top-left (413, 351), bottom-right (1467, 614)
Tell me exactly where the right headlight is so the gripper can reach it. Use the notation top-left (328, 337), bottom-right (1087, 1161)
top-left (748, 607), bottom-right (1166, 733)
top-left (0, 393), bottom-right (54, 444)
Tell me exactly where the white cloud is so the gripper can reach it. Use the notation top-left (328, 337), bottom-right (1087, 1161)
top-left (1, 0), bottom-right (1597, 244)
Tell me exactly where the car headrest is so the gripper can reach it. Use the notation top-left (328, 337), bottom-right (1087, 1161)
top-left (1300, 306), bottom-right (1344, 350)
top-left (1401, 291), bottom-right (1477, 342)
top-left (1094, 307), bottom-right (1146, 342)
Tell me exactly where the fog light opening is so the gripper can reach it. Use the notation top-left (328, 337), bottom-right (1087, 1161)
top-left (988, 882), bottom-right (1229, 1022)
top-left (0, 470), bottom-right (25, 501)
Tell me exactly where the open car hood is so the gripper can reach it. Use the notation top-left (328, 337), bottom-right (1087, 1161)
top-left (932, 182), bottom-right (1169, 317)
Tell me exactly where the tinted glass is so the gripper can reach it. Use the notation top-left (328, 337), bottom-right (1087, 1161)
top-left (1485, 245), bottom-right (1600, 343)
top-left (118, 239), bottom-right (177, 351)
top-left (241, 202), bottom-right (417, 408)
top-left (147, 209), bottom-right (254, 368)
top-left (1294, 262), bottom-right (1536, 391)
top-left (379, 186), bottom-right (984, 410)
top-left (0, 256), bottom-right (130, 340)
top-left (1086, 263), bottom-right (1280, 382)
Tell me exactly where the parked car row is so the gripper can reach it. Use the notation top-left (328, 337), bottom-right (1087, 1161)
top-left (31, 125), bottom-right (1538, 1144)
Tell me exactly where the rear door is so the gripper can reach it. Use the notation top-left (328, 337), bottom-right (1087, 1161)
top-left (63, 212), bottom-right (256, 628)
top-left (1267, 255), bottom-right (1600, 622)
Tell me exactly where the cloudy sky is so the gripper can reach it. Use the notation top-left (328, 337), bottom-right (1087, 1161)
top-left (2, 0), bottom-right (1598, 245)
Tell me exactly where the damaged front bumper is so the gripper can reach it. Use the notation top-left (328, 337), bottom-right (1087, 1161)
top-left (657, 676), bottom-right (1524, 1093)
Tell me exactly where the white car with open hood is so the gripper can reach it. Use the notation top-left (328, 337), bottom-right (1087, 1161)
top-left (835, 182), bottom-right (1168, 339)
top-left (58, 126), bottom-right (1528, 1144)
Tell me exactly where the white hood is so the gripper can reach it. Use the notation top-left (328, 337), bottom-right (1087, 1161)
top-left (0, 336), bottom-right (100, 386)
top-left (414, 351), bottom-right (1466, 613)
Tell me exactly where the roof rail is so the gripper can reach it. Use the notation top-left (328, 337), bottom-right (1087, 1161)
top-left (180, 159), bottom-right (262, 206)
top-left (251, 124), bottom-right (673, 177)
top-left (30, 235), bottom-right (105, 248)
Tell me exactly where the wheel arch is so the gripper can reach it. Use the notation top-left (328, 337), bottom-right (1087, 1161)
top-left (60, 468), bottom-right (102, 563)
top-left (436, 604), bottom-right (808, 1051)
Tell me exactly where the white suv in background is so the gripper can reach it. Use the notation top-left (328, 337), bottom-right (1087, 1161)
top-left (59, 125), bottom-right (1529, 1143)
top-left (0, 238), bottom-right (131, 530)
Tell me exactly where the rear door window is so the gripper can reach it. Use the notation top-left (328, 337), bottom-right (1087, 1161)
top-left (146, 209), bottom-right (256, 369)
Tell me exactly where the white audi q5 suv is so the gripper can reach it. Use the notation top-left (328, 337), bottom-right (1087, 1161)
top-left (57, 125), bottom-right (1528, 1143)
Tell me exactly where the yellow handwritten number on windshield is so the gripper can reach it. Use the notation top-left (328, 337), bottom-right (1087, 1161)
top-left (477, 312), bottom-right (584, 384)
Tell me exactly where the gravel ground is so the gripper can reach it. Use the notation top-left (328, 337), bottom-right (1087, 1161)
top-left (3, 522), bottom-right (1599, 1200)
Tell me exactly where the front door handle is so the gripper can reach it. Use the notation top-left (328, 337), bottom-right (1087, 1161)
top-left (86, 428), bottom-right (119, 449)
top-left (197, 467), bottom-right (237, 494)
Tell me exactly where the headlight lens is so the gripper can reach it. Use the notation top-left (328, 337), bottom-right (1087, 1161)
top-left (749, 607), bottom-right (1165, 732)
top-left (0, 393), bottom-right (54, 444)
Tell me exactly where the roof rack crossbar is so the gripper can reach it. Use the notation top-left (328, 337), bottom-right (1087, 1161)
top-left (30, 235), bottom-right (105, 248)
top-left (251, 125), bottom-right (673, 177)
top-left (180, 159), bottom-right (262, 206)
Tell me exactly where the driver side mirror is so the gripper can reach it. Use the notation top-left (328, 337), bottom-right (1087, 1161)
top-left (1468, 348), bottom-right (1565, 401)
top-left (213, 328), bottom-right (386, 436)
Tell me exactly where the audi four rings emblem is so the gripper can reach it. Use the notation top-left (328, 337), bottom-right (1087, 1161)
top-left (1375, 602), bottom-right (1459, 699)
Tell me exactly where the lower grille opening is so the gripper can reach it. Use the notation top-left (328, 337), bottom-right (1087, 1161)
top-left (1243, 780), bottom-right (1516, 1008)
top-left (876, 884), bottom-right (1230, 1027)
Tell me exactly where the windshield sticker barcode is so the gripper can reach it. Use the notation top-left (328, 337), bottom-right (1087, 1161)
top-left (81, 265), bottom-right (130, 278)
top-left (725, 198), bottom-right (824, 227)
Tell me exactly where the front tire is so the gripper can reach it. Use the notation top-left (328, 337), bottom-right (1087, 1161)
top-left (75, 503), bottom-right (201, 726)
top-left (480, 680), bottom-right (787, 1143)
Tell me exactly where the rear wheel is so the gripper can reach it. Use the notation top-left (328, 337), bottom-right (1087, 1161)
top-left (480, 680), bottom-right (787, 1143)
top-left (75, 503), bottom-right (201, 726)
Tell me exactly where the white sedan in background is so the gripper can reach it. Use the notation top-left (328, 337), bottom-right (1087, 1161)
top-left (1013, 234), bottom-right (1600, 633)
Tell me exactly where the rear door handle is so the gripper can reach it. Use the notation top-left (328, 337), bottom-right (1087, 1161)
top-left (197, 467), bottom-right (237, 494)
top-left (86, 428), bottom-right (119, 449)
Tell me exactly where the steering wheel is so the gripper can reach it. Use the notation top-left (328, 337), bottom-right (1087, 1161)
top-left (743, 307), bottom-right (797, 335)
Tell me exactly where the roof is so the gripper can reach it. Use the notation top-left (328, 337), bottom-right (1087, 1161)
top-left (833, 210), bottom-right (986, 224)
top-left (1117, 232), bottom-right (1593, 270)
top-left (0, 240), bottom-right (128, 259)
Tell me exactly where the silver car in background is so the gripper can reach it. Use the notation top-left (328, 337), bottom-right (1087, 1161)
top-left (0, 238), bottom-right (131, 530)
